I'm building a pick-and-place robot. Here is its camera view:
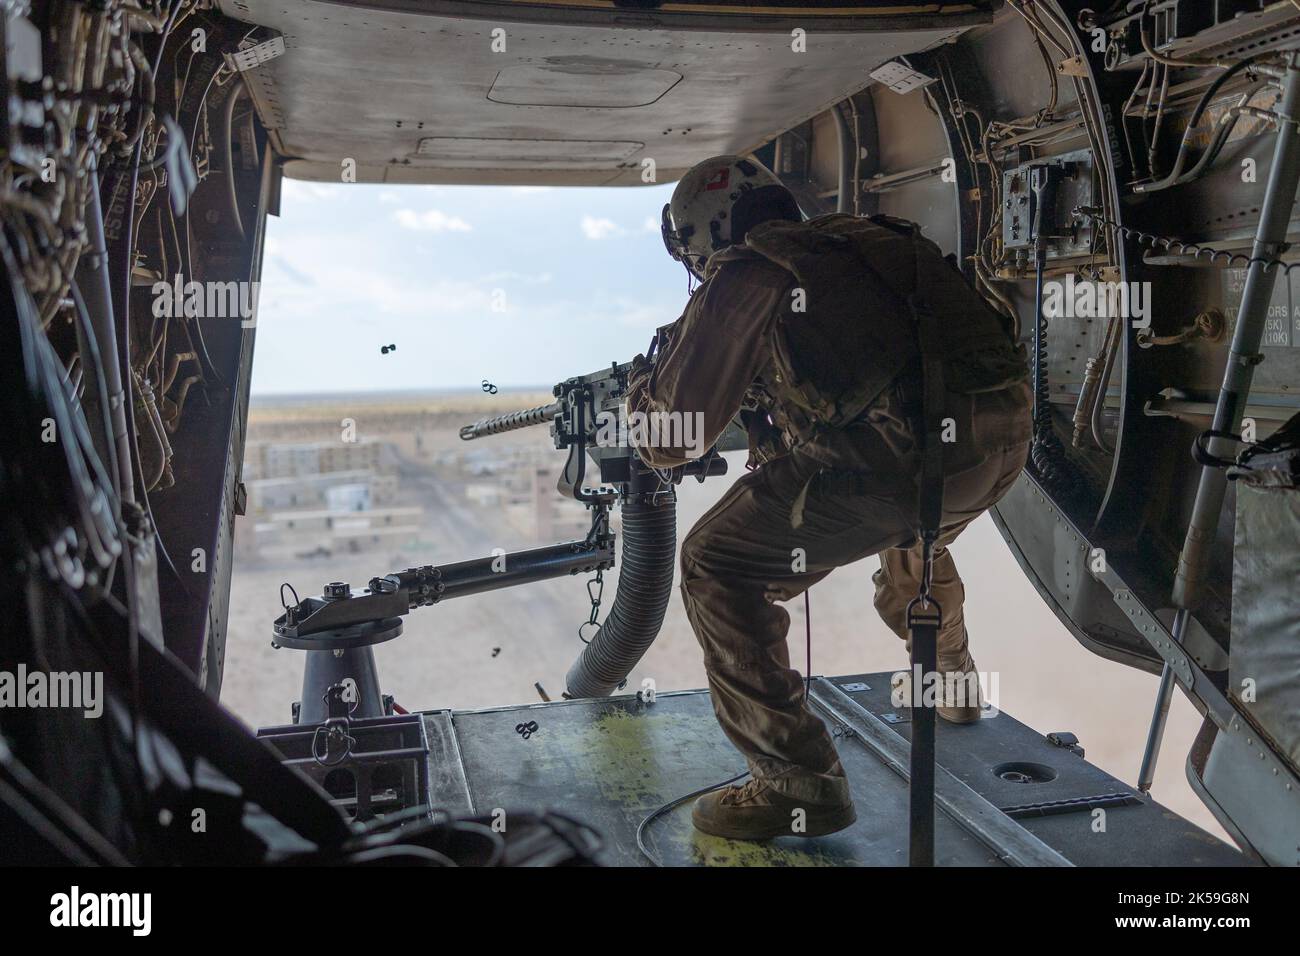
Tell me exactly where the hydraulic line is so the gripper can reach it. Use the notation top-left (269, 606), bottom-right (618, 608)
top-left (76, 164), bottom-right (135, 504)
top-left (1134, 54), bottom-right (1277, 194)
top-left (67, 277), bottom-right (123, 503)
top-left (1088, 314), bottom-right (1122, 454)
top-left (223, 79), bottom-right (247, 240)
top-left (832, 101), bottom-right (853, 214)
top-left (1146, 63), bottom-right (1170, 178)
top-left (1121, 60), bottom-right (1153, 173)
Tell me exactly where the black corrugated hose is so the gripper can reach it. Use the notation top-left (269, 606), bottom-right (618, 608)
top-left (564, 492), bottom-right (677, 698)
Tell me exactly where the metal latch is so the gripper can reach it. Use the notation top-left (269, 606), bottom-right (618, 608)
top-left (1057, 55), bottom-right (1088, 77)
top-left (1046, 731), bottom-right (1085, 757)
top-left (230, 37), bottom-right (285, 72)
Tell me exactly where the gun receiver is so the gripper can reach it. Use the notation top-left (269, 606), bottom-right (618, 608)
top-left (460, 361), bottom-right (729, 505)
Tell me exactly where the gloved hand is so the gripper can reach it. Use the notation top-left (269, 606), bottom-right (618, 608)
top-left (629, 322), bottom-right (675, 393)
top-left (739, 407), bottom-right (789, 468)
top-left (627, 354), bottom-right (652, 404)
top-left (647, 321), bottom-right (678, 362)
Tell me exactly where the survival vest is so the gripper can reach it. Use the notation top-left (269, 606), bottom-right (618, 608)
top-left (742, 213), bottom-right (1027, 444)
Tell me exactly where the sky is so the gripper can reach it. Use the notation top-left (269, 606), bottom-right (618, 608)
top-left (250, 179), bottom-right (686, 395)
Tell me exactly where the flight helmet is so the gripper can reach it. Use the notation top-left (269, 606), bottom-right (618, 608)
top-left (661, 155), bottom-right (801, 279)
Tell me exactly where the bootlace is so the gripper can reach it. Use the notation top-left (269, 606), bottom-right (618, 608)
top-left (720, 777), bottom-right (766, 806)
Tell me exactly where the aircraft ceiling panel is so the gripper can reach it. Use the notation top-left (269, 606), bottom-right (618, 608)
top-left (218, 0), bottom-right (980, 185)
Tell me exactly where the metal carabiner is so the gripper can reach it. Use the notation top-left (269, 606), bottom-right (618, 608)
top-left (917, 530), bottom-right (938, 609)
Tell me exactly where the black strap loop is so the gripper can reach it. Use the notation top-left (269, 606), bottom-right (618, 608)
top-left (1192, 429), bottom-right (1246, 470)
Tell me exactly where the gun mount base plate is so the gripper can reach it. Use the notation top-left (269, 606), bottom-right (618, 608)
top-left (272, 616), bottom-right (404, 651)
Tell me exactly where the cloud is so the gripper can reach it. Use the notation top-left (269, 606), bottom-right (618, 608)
top-left (394, 208), bottom-right (473, 232)
top-left (643, 216), bottom-right (660, 233)
top-left (580, 215), bottom-right (626, 240)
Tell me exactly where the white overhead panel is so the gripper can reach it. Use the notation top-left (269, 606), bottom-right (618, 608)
top-left (219, 0), bottom-right (991, 186)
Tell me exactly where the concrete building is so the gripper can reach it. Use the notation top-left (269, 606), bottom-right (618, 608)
top-left (254, 505), bottom-right (424, 556)
top-left (245, 470), bottom-right (397, 515)
top-left (244, 438), bottom-right (387, 481)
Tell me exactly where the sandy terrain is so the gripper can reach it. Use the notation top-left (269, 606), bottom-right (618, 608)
top-left (223, 394), bottom-right (1226, 843)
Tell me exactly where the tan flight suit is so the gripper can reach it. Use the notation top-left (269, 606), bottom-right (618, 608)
top-left (626, 221), bottom-right (1031, 804)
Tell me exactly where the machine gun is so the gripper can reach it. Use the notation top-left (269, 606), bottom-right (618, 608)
top-left (273, 360), bottom-right (734, 722)
top-left (459, 361), bottom-right (732, 503)
top-left (460, 361), bottom-right (736, 697)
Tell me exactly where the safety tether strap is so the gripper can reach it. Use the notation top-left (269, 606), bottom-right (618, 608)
top-left (905, 233), bottom-right (946, 868)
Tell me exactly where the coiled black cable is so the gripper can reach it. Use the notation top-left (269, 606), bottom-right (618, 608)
top-left (1075, 206), bottom-right (1300, 274)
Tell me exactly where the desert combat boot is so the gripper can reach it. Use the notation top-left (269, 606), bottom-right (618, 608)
top-left (692, 775), bottom-right (857, 841)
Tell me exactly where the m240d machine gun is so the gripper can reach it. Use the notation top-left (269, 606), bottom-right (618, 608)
top-left (272, 361), bottom-right (733, 723)
top-left (460, 361), bottom-right (735, 697)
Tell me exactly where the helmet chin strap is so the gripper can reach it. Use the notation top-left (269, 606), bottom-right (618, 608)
top-left (684, 261), bottom-right (699, 295)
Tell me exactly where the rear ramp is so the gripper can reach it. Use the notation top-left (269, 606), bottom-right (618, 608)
top-left (417, 673), bottom-right (1249, 866)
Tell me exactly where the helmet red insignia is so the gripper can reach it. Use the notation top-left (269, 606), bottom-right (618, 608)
top-left (703, 167), bottom-right (731, 191)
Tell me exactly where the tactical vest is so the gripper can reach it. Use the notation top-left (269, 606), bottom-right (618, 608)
top-left (743, 213), bottom-right (1027, 444)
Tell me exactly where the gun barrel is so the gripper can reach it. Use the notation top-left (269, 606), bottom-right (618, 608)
top-left (392, 537), bottom-right (615, 608)
top-left (459, 401), bottom-right (563, 441)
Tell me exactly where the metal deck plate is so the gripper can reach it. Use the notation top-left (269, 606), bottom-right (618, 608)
top-left (418, 673), bottom-right (1246, 867)
top-left (447, 687), bottom-right (998, 866)
top-left (829, 675), bottom-right (1246, 867)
